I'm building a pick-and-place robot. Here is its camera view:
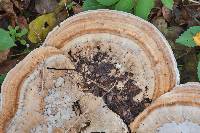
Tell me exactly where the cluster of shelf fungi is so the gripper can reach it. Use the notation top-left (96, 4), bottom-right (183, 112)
top-left (0, 10), bottom-right (200, 133)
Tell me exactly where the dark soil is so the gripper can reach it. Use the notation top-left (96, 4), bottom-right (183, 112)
top-left (68, 45), bottom-right (152, 125)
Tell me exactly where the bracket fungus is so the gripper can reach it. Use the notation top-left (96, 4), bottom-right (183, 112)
top-left (130, 83), bottom-right (200, 133)
top-left (0, 10), bottom-right (179, 132)
top-left (0, 47), bottom-right (129, 133)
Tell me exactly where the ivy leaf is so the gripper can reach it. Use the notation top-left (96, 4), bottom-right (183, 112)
top-left (97, 0), bottom-right (119, 6)
top-left (115, 0), bottom-right (134, 12)
top-left (0, 28), bottom-right (15, 52)
top-left (161, 0), bottom-right (174, 10)
top-left (135, 0), bottom-right (155, 20)
top-left (176, 26), bottom-right (200, 47)
top-left (83, 0), bottom-right (107, 11)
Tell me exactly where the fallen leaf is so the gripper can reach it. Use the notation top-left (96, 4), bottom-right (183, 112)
top-left (162, 6), bottom-right (172, 22)
top-left (17, 16), bottom-right (28, 28)
top-left (182, 49), bottom-right (198, 82)
top-left (173, 6), bottom-right (191, 26)
top-left (35, 0), bottom-right (58, 14)
top-left (152, 17), bottom-right (168, 35)
top-left (0, 0), bottom-right (17, 26)
top-left (72, 4), bottom-right (82, 14)
top-left (166, 26), bottom-right (183, 40)
top-left (28, 13), bottom-right (57, 43)
top-left (56, 9), bottom-right (69, 23)
top-left (18, 0), bottom-right (30, 9)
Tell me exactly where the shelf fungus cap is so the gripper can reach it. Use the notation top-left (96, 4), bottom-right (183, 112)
top-left (44, 10), bottom-right (179, 100)
top-left (0, 47), bottom-right (128, 132)
top-left (130, 82), bottom-right (200, 133)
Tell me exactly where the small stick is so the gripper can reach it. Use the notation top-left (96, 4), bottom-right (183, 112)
top-left (46, 67), bottom-right (75, 71)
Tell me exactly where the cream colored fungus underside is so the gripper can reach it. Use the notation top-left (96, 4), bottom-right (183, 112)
top-left (5, 55), bottom-right (128, 133)
top-left (5, 34), bottom-right (157, 133)
top-left (136, 105), bottom-right (200, 133)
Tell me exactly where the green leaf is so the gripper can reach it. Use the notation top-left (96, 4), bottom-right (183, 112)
top-left (161, 0), bottom-right (174, 10)
top-left (115, 0), bottom-right (134, 12)
top-left (83, 0), bottom-right (107, 11)
top-left (0, 28), bottom-right (15, 52)
top-left (97, 0), bottom-right (119, 6)
top-left (135, 0), bottom-right (155, 20)
top-left (0, 74), bottom-right (6, 85)
top-left (198, 61), bottom-right (200, 81)
top-left (176, 26), bottom-right (200, 47)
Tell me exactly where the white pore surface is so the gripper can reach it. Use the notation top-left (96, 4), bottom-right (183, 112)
top-left (157, 121), bottom-right (200, 133)
top-left (6, 55), bottom-right (128, 133)
top-left (137, 105), bottom-right (200, 133)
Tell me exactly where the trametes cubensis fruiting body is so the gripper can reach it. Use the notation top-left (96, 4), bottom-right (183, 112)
top-left (0, 10), bottom-right (180, 133)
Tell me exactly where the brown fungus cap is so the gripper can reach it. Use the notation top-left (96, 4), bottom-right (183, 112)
top-left (130, 83), bottom-right (200, 133)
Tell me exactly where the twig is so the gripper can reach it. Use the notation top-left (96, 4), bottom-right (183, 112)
top-left (10, 51), bottom-right (30, 57)
top-left (176, 49), bottom-right (192, 60)
top-left (46, 67), bottom-right (75, 71)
